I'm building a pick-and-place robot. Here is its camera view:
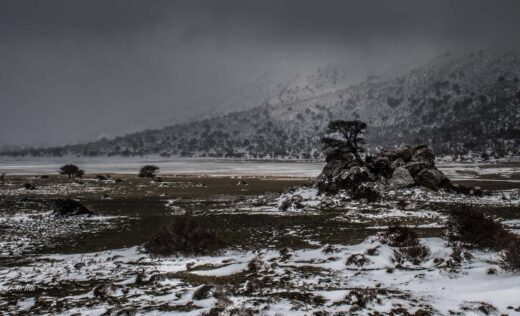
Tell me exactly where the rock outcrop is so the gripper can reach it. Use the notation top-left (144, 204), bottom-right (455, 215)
top-left (318, 144), bottom-right (476, 198)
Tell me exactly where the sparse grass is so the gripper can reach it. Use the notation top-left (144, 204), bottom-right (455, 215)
top-left (144, 216), bottom-right (226, 256)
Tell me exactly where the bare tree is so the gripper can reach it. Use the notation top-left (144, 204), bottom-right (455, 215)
top-left (321, 120), bottom-right (367, 164)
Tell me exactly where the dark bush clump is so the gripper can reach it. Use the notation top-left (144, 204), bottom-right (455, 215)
top-left (144, 216), bottom-right (225, 256)
top-left (500, 238), bottom-right (520, 272)
top-left (23, 182), bottom-right (37, 190)
top-left (381, 223), bottom-right (430, 265)
top-left (138, 165), bottom-right (160, 178)
top-left (352, 184), bottom-right (381, 202)
top-left (447, 207), bottom-right (515, 251)
top-left (52, 198), bottom-right (93, 216)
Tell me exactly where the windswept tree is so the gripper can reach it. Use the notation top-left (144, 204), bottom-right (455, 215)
top-left (139, 165), bottom-right (160, 178)
top-left (59, 164), bottom-right (80, 179)
top-left (321, 120), bottom-right (367, 164)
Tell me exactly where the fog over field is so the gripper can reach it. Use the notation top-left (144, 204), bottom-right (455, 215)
top-left (2, 0), bottom-right (520, 146)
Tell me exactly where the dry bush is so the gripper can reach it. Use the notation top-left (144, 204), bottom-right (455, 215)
top-left (352, 184), bottom-right (381, 202)
top-left (144, 216), bottom-right (225, 256)
top-left (381, 223), bottom-right (430, 264)
top-left (447, 207), bottom-right (516, 251)
top-left (346, 254), bottom-right (370, 267)
top-left (381, 223), bottom-right (418, 247)
top-left (393, 243), bottom-right (431, 265)
top-left (500, 238), bottom-right (520, 272)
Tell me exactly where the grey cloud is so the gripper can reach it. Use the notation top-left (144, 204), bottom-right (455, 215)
top-left (1, 0), bottom-right (519, 145)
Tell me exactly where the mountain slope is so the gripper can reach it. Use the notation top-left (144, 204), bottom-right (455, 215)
top-left (6, 49), bottom-right (520, 159)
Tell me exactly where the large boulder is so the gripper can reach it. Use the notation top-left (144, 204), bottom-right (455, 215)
top-left (317, 155), bottom-right (359, 192)
top-left (394, 146), bottom-right (415, 162)
top-left (404, 161), bottom-right (428, 175)
top-left (389, 167), bottom-right (415, 189)
top-left (411, 145), bottom-right (435, 168)
top-left (338, 166), bottom-right (376, 188)
top-left (413, 168), bottom-right (450, 190)
top-left (317, 144), bottom-right (454, 196)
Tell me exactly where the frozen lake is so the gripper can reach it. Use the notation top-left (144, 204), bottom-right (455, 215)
top-left (0, 156), bottom-right (324, 177)
top-left (0, 156), bottom-right (519, 181)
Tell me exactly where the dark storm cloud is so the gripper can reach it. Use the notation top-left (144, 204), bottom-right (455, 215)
top-left (1, 0), bottom-right (520, 145)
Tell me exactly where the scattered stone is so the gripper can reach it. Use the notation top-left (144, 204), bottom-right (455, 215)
top-left (93, 283), bottom-right (118, 300)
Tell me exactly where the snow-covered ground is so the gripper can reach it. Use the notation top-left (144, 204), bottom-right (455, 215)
top-left (1, 235), bottom-right (519, 315)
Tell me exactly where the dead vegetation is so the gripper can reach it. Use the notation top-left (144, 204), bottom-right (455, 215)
top-left (447, 207), bottom-right (520, 271)
top-left (446, 207), bottom-right (515, 251)
top-left (381, 223), bottom-right (430, 265)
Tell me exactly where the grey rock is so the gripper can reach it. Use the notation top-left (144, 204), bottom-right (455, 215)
top-left (389, 167), bottom-right (415, 189)
top-left (414, 168), bottom-right (449, 190)
top-left (404, 161), bottom-right (428, 175)
top-left (391, 157), bottom-right (406, 169)
top-left (411, 146), bottom-right (435, 167)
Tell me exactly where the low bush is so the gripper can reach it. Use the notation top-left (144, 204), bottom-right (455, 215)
top-left (144, 216), bottom-right (225, 256)
top-left (446, 207), bottom-right (515, 251)
top-left (381, 224), bottom-right (430, 264)
top-left (352, 184), bottom-right (381, 202)
top-left (500, 238), bottom-right (520, 272)
top-left (381, 223), bottom-right (418, 247)
top-left (346, 254), bottom-right (370, 267)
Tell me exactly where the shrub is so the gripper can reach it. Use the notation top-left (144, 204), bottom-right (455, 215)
top-left (352, 184), bottom-right (381, 202)
top-left (59, 164), bottom-right (80, 179)
top-left (23, 182), bottom-right (37, 190)
top-left (381, 223), bottom-right (418, 247)
top-left (52, 198), bottom-right (93, 216)
top-left (144, 216), bottom-right (225, 256)
top-left (346, 253), bottom-right (370, 267)
top-left (500, 238), bottom-right (520, 272)
top-left (138, 165), bottom-right (159, 178)
top-left (446, 207), bottom-right (515, 251)
top-left (381, 223), bottom-right (430, 264)
top-left (393, 242), bottom-right (430, 265)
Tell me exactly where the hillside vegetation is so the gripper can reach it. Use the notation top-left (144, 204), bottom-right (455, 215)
top-left (4, 49), bottom-right (520, 159)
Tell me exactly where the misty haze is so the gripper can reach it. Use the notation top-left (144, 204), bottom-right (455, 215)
top-left (1, 1), bottom-right (520, 315)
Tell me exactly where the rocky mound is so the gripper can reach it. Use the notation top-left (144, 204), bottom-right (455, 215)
top-left (318, 144), bottom-right (481, 199)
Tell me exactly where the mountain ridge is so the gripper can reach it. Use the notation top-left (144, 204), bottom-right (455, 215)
top-left (4, 49), bottom-right (520, 159)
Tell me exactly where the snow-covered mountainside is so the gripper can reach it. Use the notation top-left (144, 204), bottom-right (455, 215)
top-left (5, 49), bottom-right (520, 158)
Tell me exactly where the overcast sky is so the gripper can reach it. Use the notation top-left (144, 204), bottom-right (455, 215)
top-left (1, 0), bottom-right (520, 146)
